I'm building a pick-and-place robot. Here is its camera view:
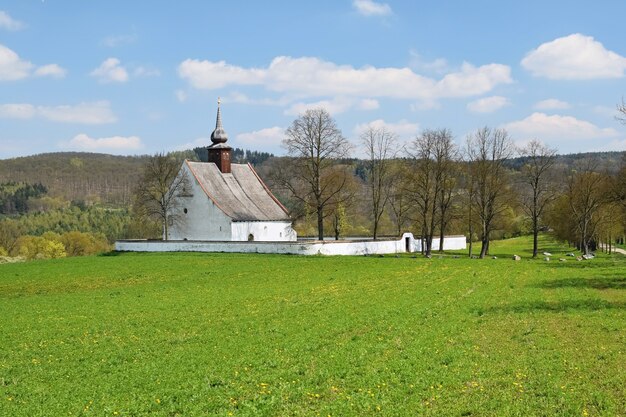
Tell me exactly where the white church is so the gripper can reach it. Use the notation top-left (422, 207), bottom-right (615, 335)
top-left (166, 101), bottom-right (297, 242)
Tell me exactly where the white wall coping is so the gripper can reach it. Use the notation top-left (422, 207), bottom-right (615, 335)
top-left (115, 233), bottom-right (467, 256)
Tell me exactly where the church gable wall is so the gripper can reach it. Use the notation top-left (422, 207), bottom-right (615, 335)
top-left (231, 221), bottom-right (297, 242)
top-left (168, 164), bottom-right (232, 241)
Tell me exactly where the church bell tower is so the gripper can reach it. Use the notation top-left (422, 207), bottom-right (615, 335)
top-left (207, 98), bottom-right (232, 173)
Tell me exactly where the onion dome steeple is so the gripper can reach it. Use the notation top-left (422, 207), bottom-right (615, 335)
top-left (210, 97), bottom-right (228, 144)
top-left (207, 98), bottom-right (232, 174)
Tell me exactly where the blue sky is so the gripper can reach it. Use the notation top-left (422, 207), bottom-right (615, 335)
top-left (1, 0), bottom-right (625, 158)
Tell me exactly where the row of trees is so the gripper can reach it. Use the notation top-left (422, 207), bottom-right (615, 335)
top-left (0, 231), bottom-right (110, 260)
top-left (266, 108), bottom-right (625, 257)
top-left (0, 203), bottom-right (133, 255)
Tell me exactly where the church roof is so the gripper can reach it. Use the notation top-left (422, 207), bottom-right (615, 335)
top-left (185, 160), bottom-right (291, 222)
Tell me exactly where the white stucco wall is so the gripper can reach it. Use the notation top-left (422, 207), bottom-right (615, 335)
top-left (116, 233), bottom-right (466, 256)
top-left (231, 221), bottom-right (297, 242)
top-left (168, 164), bottom-right (232, 241)
top-left (414, 236), bottom-right (467, 252)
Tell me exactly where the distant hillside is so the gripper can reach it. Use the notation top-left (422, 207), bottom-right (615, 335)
top-left (0, 148), bottom-right (274, 206)
top-left (0, 152), bottom-right (151, 206)
top-left (505, 151), bottom-right (625, 173)
top-left (0, 149), bottom-right (621, 207)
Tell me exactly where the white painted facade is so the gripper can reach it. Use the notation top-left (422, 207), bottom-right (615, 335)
top-left (168, 163), bottom-right (231, 241)
top-left (116, 233), bottom-right (467, 256)
top-left (231, 221), bottom-right (297, 241)
top-left (167, 162), bottom-right (297, 242)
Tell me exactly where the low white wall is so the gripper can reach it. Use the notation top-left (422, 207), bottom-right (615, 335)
top-left (116, 233), bottom-right (466, 256)
top-left (417, 236), bottom-right (467, 252)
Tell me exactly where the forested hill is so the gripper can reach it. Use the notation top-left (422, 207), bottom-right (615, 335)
top-left (0, 148), bottom-right (274, 206)
top-left (0, 152), bottom-right (151, 206)
top-left (505, 151), bottom-right (625, 172)
top-left (0, 150), bottom-right (623, 207)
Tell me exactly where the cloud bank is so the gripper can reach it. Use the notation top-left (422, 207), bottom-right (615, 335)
top-left (178, 56), bottom-right (512, 102)
top-left (0, 101), bottom-right (117, 124)
top-left (522, 34), bottom-right (626, 80)
top-left (65, 134), bottom-right (143, 152)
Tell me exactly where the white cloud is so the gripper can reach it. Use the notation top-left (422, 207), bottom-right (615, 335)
top-left (101, 34), bottom-right (137, 48)
top-left (223, 92), bottom-right (292, 107)
top-left (0, 101), bottom-right (116, 124)
top-left (0, 11), bottom-right (24, 31)
top-left (90, 58), bottom-right (129, 83)
top-left (353, 0), bottom-right (392, 16)
top-left (521, 33), bottom-right (626, 80)
top-left (34, 64), bottom-right (67, 78)
top-left (236, 127), bottom-right (285, 147)
top-left (409, 51), bottom-right (448, 74)
top-left (0, 44), bottom-right (33, 80)
top-left (65, 133), bottom-right (143, 152)
top-left (588, 139), bottom-right (626, 152)
top-left (285, 97), bottom-right (355, 115)
top-left (0, 103), bottom-right (36, 119)
top-left (502, 112), bottom-right (619, 142)
top-left (175, 137), bottom-right (209, 151)
top-left (175, 90), bottom-right (188, 103)
top-left (410, 99), bottom-right (441, 111)
top-left (467, 96), bottom-right (510, 113)
top-left (133, 66), bottom-right (160, 77)
top-left (533, 98), bottom-right (570, 110)
top-left (358, 98), bottom-right (379, 110)
top-left (178, 56), bottom-right (512, 101)
top-left (0, 44), bottom-right (66, 81)
top-left (354, 119), bottom-right (420, 138)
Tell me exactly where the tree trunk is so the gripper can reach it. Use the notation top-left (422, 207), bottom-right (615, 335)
top-left (439, 228), bottom-right (445, 253)
top-left (317, 208), bottom-right (324, 241)
top-left (468, 205), bottom-right (473, 258)
top-left (479, 237), bottom-right (488, 259)
top-left (373, 218), bottom-right (378, 241)
top-left (532, 217), bottom-right (538, 258)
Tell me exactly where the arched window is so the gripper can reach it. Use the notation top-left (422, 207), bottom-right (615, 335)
top-left (248, 234), bottom-right (254, 241)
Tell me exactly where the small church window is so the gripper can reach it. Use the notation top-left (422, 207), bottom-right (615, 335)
top-left (280, 232), bottom-right (282, 237)
top-left (183, 208), bottom-right (188, 214)
top-left (248, 234), bottom-right (254, 241)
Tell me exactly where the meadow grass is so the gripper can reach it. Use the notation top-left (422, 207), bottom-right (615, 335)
top-left (0, 235), bottom-right (624, 416)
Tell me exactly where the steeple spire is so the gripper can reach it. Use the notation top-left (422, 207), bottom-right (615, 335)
top-left (207, 98), bottom-right (232, 173)
top-left (211, 97), bottom-right (228, 144)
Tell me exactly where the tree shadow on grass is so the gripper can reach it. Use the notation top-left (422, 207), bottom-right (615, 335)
top-left (484, 299), bottom-right (626, 314)
top-left (99, 250), bottom-right (123, 257)
top-left (535, 276), bottom-right (626, 290)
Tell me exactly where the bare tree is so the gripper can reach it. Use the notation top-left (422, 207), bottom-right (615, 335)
top-left (435, 133), bottom-right (458, 252)
top-left (408, 129), bottom-right (456, 256)
top-left (518, 140), bottom-right (557, 257)
top-left (388, 161), bottom-right (414, 236)
top-left (135, 153), bottom-right (189, 240)
top-left (617, 97), bottom-right (626, 124)
top-left (463, 165), bottom-right (477, 258)
top-left (465, 127), bottom-right (514, 258)
top-left (361, 126), bottom-right (398, 239)
top-left (279, 108), bottom-right (352, 240)
top-left (566, 160), bottom-right (609, 255)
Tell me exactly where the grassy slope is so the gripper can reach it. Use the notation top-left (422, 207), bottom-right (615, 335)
top-left (0, 236), bottom-right (624, 416)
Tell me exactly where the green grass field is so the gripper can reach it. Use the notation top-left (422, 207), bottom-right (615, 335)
top-left (1, 236), bottom-right (625, 416)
